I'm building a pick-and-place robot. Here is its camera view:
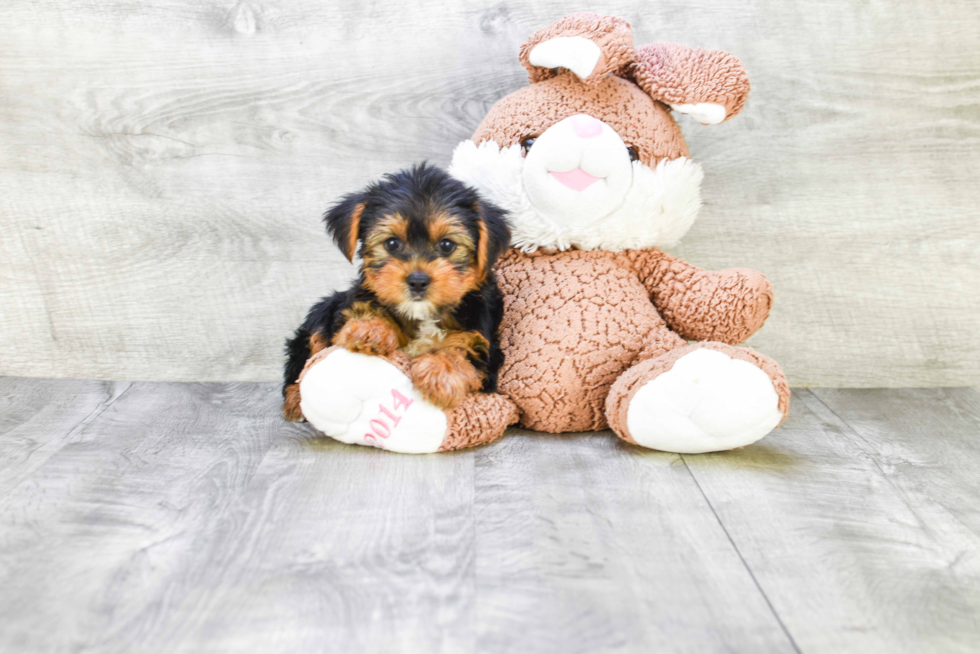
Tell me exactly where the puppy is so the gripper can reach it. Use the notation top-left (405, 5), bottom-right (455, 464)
top-left (283, 164), bottom-right (511, 421)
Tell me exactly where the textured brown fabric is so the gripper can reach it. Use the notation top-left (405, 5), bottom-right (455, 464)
top-left (605, 341), bottom-right (791, 445)
top-left (630, 42), bottom-right (751, 121)
top-left (439, 393), bottom-right (520, 452)
top-left (472, 73), bottom-right (688, 167)
top-left (297, 345), bottom-right (341, 384)
top-left (519, 12), bottom-right (634, 85)
top-left (618, 249), bottom-right (773, 344)
top-left (494, 249), bottom-right (687, 433)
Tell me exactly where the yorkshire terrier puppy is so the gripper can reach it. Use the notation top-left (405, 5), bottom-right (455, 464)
top-left (283, 164), bottom-right (511, 421)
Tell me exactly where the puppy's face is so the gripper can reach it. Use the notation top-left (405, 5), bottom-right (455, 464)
top-left (324, 165), bottom-right (511, 321)
top-left (362, 210), bottom-right (480, 319)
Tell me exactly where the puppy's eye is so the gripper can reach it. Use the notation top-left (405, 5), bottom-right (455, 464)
top-left (520, 137), bottom-right (536, 157)
top-left (627, 146), bottom-right (640, 162)
top-left (437, 238), bottom-right (457, 255)
top-left (383, 237), bottom-right (402, 253)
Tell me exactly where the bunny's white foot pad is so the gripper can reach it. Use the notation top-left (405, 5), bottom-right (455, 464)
top-left (626, 348), bottom-right (782, 453)
top-left (299, 349), bottom-right (446, 454)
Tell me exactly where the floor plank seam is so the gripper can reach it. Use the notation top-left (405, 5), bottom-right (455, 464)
top-left (801, 389), bottom-right (980, 543)
top-left (798, 389), bottom-right (879, 453)
top-left (65, 381), bottom-right (135, 444)
top-left (0, 381), bottom-right (135, 508)
top-left (800, 390), bottom-right (907, 479)
top-left (679, 454), bottom-right (803, 654)
top-left (805, 391), bottom-right (920, 507)
top-left (0, 402), bottom-right (47, 441)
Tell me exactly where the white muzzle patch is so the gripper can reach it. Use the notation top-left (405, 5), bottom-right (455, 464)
top-left (450, 128), bottom-right (704, 252)
top-left (521, 114), bottom-right (635, 231)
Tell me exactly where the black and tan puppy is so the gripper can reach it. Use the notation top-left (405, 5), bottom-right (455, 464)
top-left (283, 164), bottom-right (510, 421)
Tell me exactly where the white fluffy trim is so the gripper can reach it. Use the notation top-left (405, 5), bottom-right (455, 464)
top-left (449, 139), bottom-right (703, 252)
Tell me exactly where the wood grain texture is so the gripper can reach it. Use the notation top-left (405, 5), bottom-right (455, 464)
top-left (472, 430), bottom-right (797, 653)
top-left (2, 379), bottom-right (980, 651)
top-left (174, 422), bottom-right (478, 653)
top-left (0, 1), bottom-right (978, 385)
top-left (0, 376), bottom-right (131, 495)
top-left (809, 387), bottom-right (980, 546)
top-left (0, 381), bottom-right (285, 653)
top-left (682, 388), bottom-right (980, 653)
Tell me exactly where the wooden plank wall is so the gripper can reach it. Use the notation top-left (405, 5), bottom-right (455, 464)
top-left (1, 0), bottom-right (977, 385)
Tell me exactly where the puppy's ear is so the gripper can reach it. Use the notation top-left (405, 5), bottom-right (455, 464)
top-left (473, 199), bottom-right (511, 280)
top-left (323, 194), bottom-right (367, 262)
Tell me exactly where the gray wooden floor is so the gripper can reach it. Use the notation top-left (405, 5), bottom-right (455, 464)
top-left (1, 378), bottom-right (978, 653)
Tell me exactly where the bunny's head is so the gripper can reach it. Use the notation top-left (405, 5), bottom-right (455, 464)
top-left (450, 13), bottom-right (749, 252)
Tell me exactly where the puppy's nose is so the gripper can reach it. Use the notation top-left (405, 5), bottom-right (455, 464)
top-left (569, 114), bottom-right (603, 138)
top-left (407, 272), bottom-right (431, 294)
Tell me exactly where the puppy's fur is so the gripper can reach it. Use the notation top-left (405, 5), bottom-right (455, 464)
top-left (283, 164), bottom-right (511, 420)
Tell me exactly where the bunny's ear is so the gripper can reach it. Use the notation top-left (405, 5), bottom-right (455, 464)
top-left (630, 43), bottom-right (750, 125)
top-left (519, 13), bottom-right (634, 85)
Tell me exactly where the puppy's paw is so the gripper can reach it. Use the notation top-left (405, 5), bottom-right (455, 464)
top-left (333, 317), bottom-right (403, 356)
top-left (409, 350), bottom-right (482, 410)
top-left (283, 383), bottom-right (305, 422)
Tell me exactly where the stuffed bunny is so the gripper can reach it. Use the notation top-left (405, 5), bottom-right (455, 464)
top-left (295, 13), bottom-right (789, 454)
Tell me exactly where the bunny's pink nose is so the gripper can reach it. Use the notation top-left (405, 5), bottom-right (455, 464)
top-left (569, 114), bottom-right (603, 138)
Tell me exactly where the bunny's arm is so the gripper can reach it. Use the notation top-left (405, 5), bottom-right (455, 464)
top-left (619, 249), bottom-right (773, 345)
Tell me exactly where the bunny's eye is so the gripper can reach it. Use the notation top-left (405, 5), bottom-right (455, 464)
top-left (627, 146), bottom-right (640, 162)
top-left (520, 137), bottom-right (536, 156)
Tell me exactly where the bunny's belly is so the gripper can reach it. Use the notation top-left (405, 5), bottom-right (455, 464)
top-left (494, 249), bottom-right (681, 433)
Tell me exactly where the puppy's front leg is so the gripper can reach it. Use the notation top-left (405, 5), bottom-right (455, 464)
top-left (410, 350), bottom-right (482, 410)
top-left (332, 302), bottom-right (407, 356)
top-left (409, 331), bottom-right (488, 409)
top-left (283, 383), bottom-right (304, 421)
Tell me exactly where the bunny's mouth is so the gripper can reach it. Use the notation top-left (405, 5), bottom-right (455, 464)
top-left (549, 168), bottom-right (602, 191)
